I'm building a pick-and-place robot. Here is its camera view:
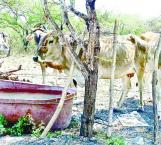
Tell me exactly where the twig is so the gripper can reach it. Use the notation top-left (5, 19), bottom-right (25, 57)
top-left (40, 38), bottom-right (82, 138)
top-left (69, 6), bottom-right (88, 22)
top-left (41, 61), bottom-right (75, 137)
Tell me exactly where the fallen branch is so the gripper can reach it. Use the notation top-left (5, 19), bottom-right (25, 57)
top-left (0, 65), bottom-right (22, 75)
top-left (0, 65), bottom-right (22, 81)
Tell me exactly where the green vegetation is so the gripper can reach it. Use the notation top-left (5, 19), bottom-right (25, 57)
top-left (0, 114), bottom-right (7, 134)
top-left (0, 114), bottom-right (33, 136)
top-left (1, 0), bottom-right (160, 55)
top-left (0, 0), bottom-right (160, 56)
top-left (7, 114), bottom-right (35, 136)
top-left (95, 131), bottom-right (125, 145)
top-left (97, 12), bottom-right (149, 35)
top-left (0, 114), bottom-right (61, 137)
top-left (0, 113), bottom-right (36, 136)
top-left (46, 130), bottom-right (62, 138)
top-left (68, 117), bottom-right (79, 129)
top-left (31, 121), bottom-right (45, 137)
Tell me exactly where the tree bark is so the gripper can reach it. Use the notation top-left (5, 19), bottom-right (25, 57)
top-left (152, 32), bottom-right (161, 144)
top-left (80, 71), bottom-right (98, 137)
top-left (80, 0), bottom-right (100, 137)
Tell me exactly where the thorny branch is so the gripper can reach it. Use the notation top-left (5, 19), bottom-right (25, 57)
top-left (59, 0), bottom-right (87, 57)
top-left (69, 6), bottom-right (89, 22)
top-left (43, 0), bottom-right (89, 78)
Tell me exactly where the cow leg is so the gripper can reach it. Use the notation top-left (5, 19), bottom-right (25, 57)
top-left (136, 70), bottom-right (145, 111)
top-left (40, 62), bottom-right (46, 84)
top-left (54, 70), bottom-right (58, 85)
top-left (117, 76), bottom-right (131, 108)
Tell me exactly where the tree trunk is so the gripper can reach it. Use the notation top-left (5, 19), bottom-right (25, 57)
top-left (80, 71), bottom-right (98, 137)
top-left (80, 0), bottom-right (100, 137)
top-left (42, 0), bottom-right (100, 137)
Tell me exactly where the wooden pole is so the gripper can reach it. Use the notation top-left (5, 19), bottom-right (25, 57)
top-left (152, 32), bottom-right (161, 144)
top-left (107, 19), bottom-right (118, 137)
top-left (40, 61), bottom-right (75, 137)
top-left (40, 41), bottom-right (82, 137)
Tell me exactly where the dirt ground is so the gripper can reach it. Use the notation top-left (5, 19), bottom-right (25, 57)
top-left (0, 55), bottom-right (161, 145)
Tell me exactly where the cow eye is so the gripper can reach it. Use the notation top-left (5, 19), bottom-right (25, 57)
top-left (49, 40), bottom-right (53, 44)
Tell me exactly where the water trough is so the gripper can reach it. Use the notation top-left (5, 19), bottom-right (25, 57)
top-left (0, 80), bottom-right (76, 130)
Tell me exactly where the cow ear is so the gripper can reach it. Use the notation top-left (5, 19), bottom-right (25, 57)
top-left (128, 35), bottom-right (136, 44)
top-left (140, 35), bottom-right (146, 40)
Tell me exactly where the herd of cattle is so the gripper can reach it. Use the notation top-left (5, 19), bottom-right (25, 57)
top-left (1, 27), bottom-right (161, 117)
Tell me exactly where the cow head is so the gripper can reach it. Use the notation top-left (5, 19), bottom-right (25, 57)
top-left (26, 27), bottom-right (49, 61)
top-left (128, 34), bottom-right (154, 70)
top-left (30, 27), bottom-right (88, 72)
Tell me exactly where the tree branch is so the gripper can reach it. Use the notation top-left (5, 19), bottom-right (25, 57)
top-left (43, 0), bottom-right (89, 78)
top-left (59, 0), bottom-right (75, 36)
top-left (59, 0), bottom-right (87, 52)
top-left (69, 6), bottom-right (89, 22)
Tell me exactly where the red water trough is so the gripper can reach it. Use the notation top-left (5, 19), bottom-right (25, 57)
top-left (0, 79), bottom-right (76, 130)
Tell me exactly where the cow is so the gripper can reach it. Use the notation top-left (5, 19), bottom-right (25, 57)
top-left (129, 32), bottom-right (161, 117)
top-left (26, 27), bottom-right (78, 87)
top-left (0, 32), bottom-right (10, 57)
top-left (31, 30), bottom-right (142, 110)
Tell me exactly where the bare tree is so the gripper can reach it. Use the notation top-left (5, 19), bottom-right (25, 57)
top-left (42, 0), bottom-right (100, 137)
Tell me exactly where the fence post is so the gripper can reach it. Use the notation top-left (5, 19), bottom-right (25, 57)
top-left (152, 32), bottom-right (161, 144)
top-left (107, 19), bottom-right (119, 137)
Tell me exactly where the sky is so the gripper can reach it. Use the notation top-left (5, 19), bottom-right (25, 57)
top-left (74, 0), bottom-right (161, 19)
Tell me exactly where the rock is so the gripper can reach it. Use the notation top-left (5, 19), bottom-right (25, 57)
top-left (127, 136), bottom-right (144, 145)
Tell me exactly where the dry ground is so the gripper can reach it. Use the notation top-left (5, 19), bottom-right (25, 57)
top-left (0, 55), bottom-right (160, 145)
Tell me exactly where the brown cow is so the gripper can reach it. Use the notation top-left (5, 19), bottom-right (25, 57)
top-left (129, 32), bottom-right (161, 116)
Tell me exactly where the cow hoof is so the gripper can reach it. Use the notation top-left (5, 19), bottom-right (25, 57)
top-left (158, 112), bottom-right (161, 120)
top-left (137, 107), bottom-right (144, 112)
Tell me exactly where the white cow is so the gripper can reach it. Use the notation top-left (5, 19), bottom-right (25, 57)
top-left (31, 31), bottom-right (140, 109)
